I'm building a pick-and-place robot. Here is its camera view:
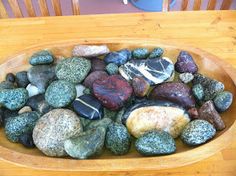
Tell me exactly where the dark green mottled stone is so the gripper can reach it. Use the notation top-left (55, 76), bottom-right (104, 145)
top-left (105, 122), bottom-right (131, 155)
top-left (0, 88), bottom-right (28, 110)
top-left (5, 111), bottom-right (40, 142)
top-left (115, 108), bottom-right (125, 124)
top-left (64, 127), bottom-right (106, 159)
top-left (181, 119), bottom-right (216, 146)
top-left (192, 83), bottom-right (204, 101)
top-left (149, 47), bottom-right (164, 58)
top-left (104, 108), bottom-right (118, 121)
top-left (135, 130), bottom-right (176, 156)
top-left (132, 48), bottom-right (149, 59)
top-left (0, 81), bottom-right (15, 89)
top-left (83, 88), bottom-right (91, 95)
top-left (85, 118), bottom-right (112, 130)
top-left (106, 63), bottom-right (119, 75)
top-left (45, 80), bottom-right (76, 108)
top-left (16, 71), bottom-right (29, 88)
top-left (55, 57), bottom-right (91, 84)
top-left (2, 108), bottom-right (18, 126)
top-left (79, 117), bottom-right (92, 128)
top-left (213, 91), bottom-right (233, 112)
top-left (29, 50), bottom-right (54, 66)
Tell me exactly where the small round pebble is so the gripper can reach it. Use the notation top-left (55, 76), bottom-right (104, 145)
top-left (106, 63), bottom-right (119, 75)
top-left (5, 73), bottom-right (15, 83)
top-left (192, 83), bottom-right (204, 101)
top-left (29, 50), bottom-right (54, 66)
top-left (135, 130), bottom-right (176, 156)
top-left (149, 47), bottom-right (164, 58)
top-left (105, 122), bottom-right (131, 155)
top-left (19, 133), bottom-right (35, 148)
top-left (213, 91), bottom-right (233, 112)
top-left (179, 72), bottom-right (194, 84)
top-left (181, 119), bottom-right (216, 146)
top-left (132, 48), bottom-right (149, 59)
top-left (45, 80), bottom-right (76, 108)
top-left (18, 106), bottom-right (32, 114)
top-left (26, 84), bottom-right (40, 97)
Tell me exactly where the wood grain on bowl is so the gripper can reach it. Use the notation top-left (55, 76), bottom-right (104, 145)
top-left (0, 38), bottom-right (235, 171)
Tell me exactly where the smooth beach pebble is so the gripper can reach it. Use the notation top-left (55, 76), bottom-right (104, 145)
top-left (29, 50), bottom-right (54, 66)
top-left (106, 63), bottom-right (119, 75)
top-left (72, 45), bottom-right (110, 57)
top-left (104, 49), bottom-right (131, 66)
top-left (45, 80), bottom-right (76, 108)
top-left (132, 48), bottom-right (149, 59)
top-left (16, 71), bottom-right (29, 88)
top-left (18, 106), bottom-right (32, 114)
top-left (149, 47), bottom-right (164, 58)
top-left (83, 71), bottom-right (108, 89)
top-left (132, 77), bottom-right (150, 97)
top-left (26, 84), bottom-right (40, 97)
top-left (5, 73), bottom-right (15, 83)
top-left (213, 91), bottom-right (233, 112)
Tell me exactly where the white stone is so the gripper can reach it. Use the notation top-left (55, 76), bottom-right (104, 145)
top-left (75, 84), bottom-right (86, 97)
top-left (26, 84), bottom-right (40, 97)
top-left (72, 45), bottom-right (110, 57)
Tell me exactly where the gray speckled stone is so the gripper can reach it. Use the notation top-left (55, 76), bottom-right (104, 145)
top-left (55, 57), bottom-right (91, 84)
top-left (27, 65), bottom-right (56, 93)
top-left (5, 111), bottom-right (39, 142)
top-left (181, 119), bottom-right (216, 146)
top-left (16, 71), bottom-right (29, 88)
top-left (29, 50), bottom-right (54, 66)
top-left (0, 81), bottom-right (15, 89)
top-left (213, 91), bottom-right (233, 112)
top-left (0, 88), bottom-right (28, 110)
top-left (33, 109), bottom-right (82, 157)
top-left (106, 63), bottom-right (119, 75)
top-left (132, 48), bottom-right (149, 59)
top-left (192, 83), bottom-right (204, 101)
top-left (179, 72), bottom-right (194, 84)
top-left (45, 80), bottom-right (76, 108)
top-left (149, 47), bottom-right (164, 58)
top-left (64, 127), bottom-right (106, 159)
top-left (85, 118), bottom-right (112, 130)
top-left (135, 130), bottom-right (176, 156)
top-left (105, 122), bottom-right (131, 155)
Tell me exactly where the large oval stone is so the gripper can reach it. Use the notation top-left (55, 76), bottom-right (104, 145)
top-left (119, 57), bottom-right (174, 85)
top-left (93, 75), bottom-right (133, 110)
top-left (123, 100), bottom-right (190, 138)
top-left (33, 109), bottom-right (82, 157)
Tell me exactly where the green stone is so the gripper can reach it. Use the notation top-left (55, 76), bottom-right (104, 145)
top-left (104, 108), bottom-right (118, 121)
top-left (132, 48), bottom-right (149, 59)
top-left (85, 118), bottom-right (112, 130)
top-left (149, 47), bottom-right (164, 58)
top-left (29, 50), bottom-right (54, 66)
top-left (45, 80), bottom-right (76, 108)
top-left (105, 122), bottom-right (131, 155)
top-left (64, 127), bottom-right (106, 159)
top-left (83, 88), bottom-right (91, 95)
top-left (5, 111), bottom-right (40, 142)
top-left (213, 91), bottom-right (233, 112)
top-left (135, 130), bottom-right (176, 156)
top-left (55, 57), bottom-right (91, 84)
top-left (116, 108), bottom-right (125, 124)
top-left (0, 81), bottom-right (15, 89)
top-left (192, 83), bottom-right (204, 101)
top-left (106, 63), bottom-right (119, 75)
top-left (0, 88), bottom-right (28, 110)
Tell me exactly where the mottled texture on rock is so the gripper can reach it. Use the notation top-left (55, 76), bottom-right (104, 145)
top-left (16, 71), bottom-right (29, 88)
top-left (119, 57), bottom-right (174, 86)
top-left (213, 91), bottom-right (233, 112)
top-left (181, 119), bottom-right (216, 146)
top-left (192, 83), bottom-right (204, 101)
top-left (72, 45), bottom-right (110, 57)
top-left (198, 101), bottom-right (225, 130)
top-left (83, 71), bottom-right (108, 89)
top-left (132, 48), bottom-right (149, 59)
top-left (33, 109), bottom-right (82, 157)
top-left (106, 63), bottom-right (119, 75)
top-left (55, 57), bottom-right (91, 84)
top-left (64, 127), bottom-right (106, 159)
top-left (105, 123), bottom-right (131, 155)
top-left (27, 65), bottom-right (56, 93)
top-left (179, 72), bottom-right (194, 84)
top-left (5, 111), bottom-right (39, 142)
top-left (85, 118), bottom-right (112, 130)
top-left (175, 51), bottom-right (198, 73)
top-left (91, 57), bottom-right (106, 71)
top-left (135, 130), bottom-right (176, 156)
top-left (149, 82), bottom-right (195, 109)
top-left (0, 88), bottom-right (28, 110)
top-left (29, 50), bottom-right (54, 66)
top-left (149, 47), bottom-right (164, 58)
top-left (0, 81), bottom-right (15, 89)
top-left (132, 77), bottom-right (150, 97)
top-left (45, 80), bottom-right (76, 108)
top-left (93, 75), bottom-right (133, 110)
top-left (104, 49), bottom-right (131, 66)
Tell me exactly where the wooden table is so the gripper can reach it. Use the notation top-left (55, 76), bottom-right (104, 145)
top-left (0, 10), bottom-right (236, 176)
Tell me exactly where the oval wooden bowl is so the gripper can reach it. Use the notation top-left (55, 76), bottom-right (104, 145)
top-left (0, 38), bottom-right (235, 171)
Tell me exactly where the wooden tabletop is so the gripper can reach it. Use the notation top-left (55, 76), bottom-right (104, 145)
top-left (0, 10), bottom-right (236, 176)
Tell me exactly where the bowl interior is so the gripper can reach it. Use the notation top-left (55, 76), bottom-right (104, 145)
top-left (0, 40), bottom-right (235, 169)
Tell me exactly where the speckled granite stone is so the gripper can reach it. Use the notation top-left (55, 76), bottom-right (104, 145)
top-left (33, 109), bottom-right (82, 157)
top-left (29, 50), bottom-right (54, 66)
top-left (213, 91), bottom-right (233, 112)
top-left (0, 81), bottom-right (15, 89)
top-left (45, 80), bottom-right (76, 108)
top-left (132, 48), bottom-right (149, 59)
top-left (149, 47), bottom-right (164, 58)
top-left (106, 63), bottom-right (119, 75)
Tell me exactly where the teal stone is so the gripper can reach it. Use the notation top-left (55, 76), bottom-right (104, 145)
top-left (5, 111), bottom-right (40, 142)
top-left (29, 50), bottom-right (54, 66)
top-left (104, 108), bottom-right (118, 121)
top-left (181, 119), bottom-right (216, 146)
top-left (83, 88), bottom-right (91, 95)
top-left (192, 83), bottom-right (204, 101)
top-left (85, 118), bottom-right (112, 130)
top-left (64, 127), bottom-right (106, 159)
top-left (132, 48), bottom-right (149, 59)
top-left (45, 80), bottom-right (76, 108)
top-left (55, 57), bottom-right (91, 84)
top-left (213, 91), bottom-right (233, 112)
top-left (106, 63), bottom-right (119, 75)
top-left (105, 122), bottom-right (131, 155)
top-left (0, 88), bottom-right (28, 110)
top-left (0, 81), bottom-right (15, 89)
top-left (135, 130), bottom-right (176, 156)
top-left (149, 47), bottom-right (164, 58)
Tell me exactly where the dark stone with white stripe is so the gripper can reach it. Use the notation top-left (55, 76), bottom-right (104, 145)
top-left (72, 94), bottom-right (103, 120)
top-left (119, 57), bottom-right (174, 86)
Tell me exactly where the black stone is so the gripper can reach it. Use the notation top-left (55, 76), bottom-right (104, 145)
top-left (16, 71), bottom-right (29, 88)
top-left (19, 132), bottom-right (35, 148)
top-left (2, 108), bottom-right (18, 127)
top-left (72, 94), bottom-right (103, 120)
top-left (0, 107), bottom-right (4, 127)
top-left (5, 73), bottom-right (15, 83)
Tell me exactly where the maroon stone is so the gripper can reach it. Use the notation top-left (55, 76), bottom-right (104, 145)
top-left (132, 77), bottom-right (150, 97)
top-left (83, 71), bottom-right (108, 89)
top-left (149, 82), bottom-right (195, 109)
top-left (188, 107), bottom-right (199, 119)
top-left (91, 57), bottom-right (106, 72)
top-left (93, 75), bottom-right (133, 110)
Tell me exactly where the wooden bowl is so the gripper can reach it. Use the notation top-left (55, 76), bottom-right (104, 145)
top-left (0, 38), bottom-right (235, 171)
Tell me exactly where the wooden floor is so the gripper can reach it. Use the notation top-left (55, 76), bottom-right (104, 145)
top-left (0, 10), bottom-right (236, 176)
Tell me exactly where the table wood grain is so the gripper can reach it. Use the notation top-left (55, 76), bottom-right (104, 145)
top-left (0, 10), bottom-right (236, 176)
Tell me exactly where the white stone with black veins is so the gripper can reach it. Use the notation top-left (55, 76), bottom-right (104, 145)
top-left (119, 57), bottom-right (174, 85)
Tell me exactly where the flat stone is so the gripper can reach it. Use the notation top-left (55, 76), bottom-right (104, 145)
top-left (104, 49), bottom-right (131, 66)
top-left (29, 50), bottom-right (54, 66)
top-left (72, 45), bottom-right (110, 57)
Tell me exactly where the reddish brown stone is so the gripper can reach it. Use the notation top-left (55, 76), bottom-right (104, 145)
top-left (132, 77), bottom-right (150, 97)
top-left (91, 57), bottom-right (106, 72)
top-left (83, 71), bottom-right (108, 89)
top-left (187, 107), bottom-right (199, 119)
top-left (93, 75), bottom-right (133, 110)
top-left (198, 100), bottom-right (225, 131)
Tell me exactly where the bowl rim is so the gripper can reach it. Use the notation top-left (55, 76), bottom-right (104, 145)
top-left (0, 38), bottom-right (235, 171)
